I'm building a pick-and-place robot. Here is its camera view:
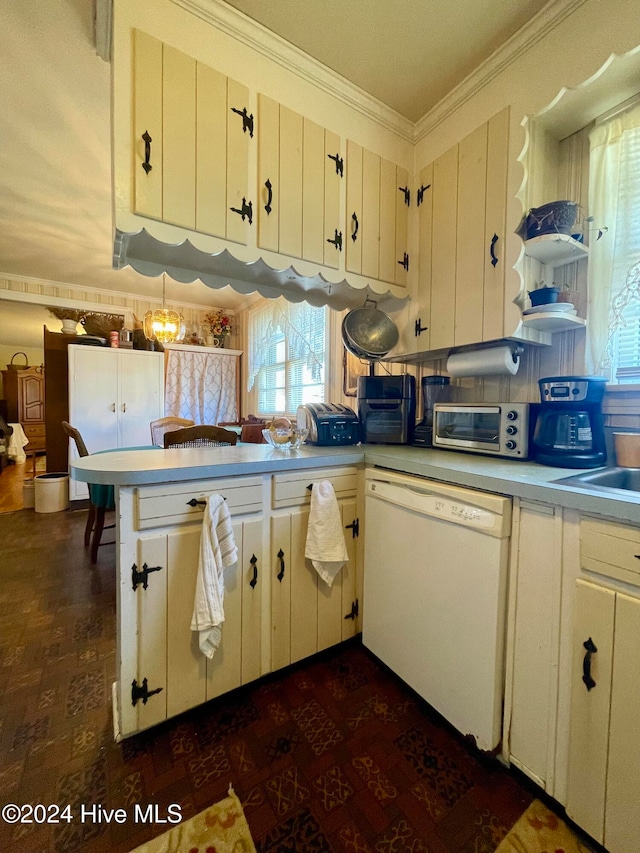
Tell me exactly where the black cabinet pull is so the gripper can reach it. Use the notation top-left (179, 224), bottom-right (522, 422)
top-left (398, 252), bottom-right (409, 271)
top-left (187, 498), bottom-right (207, 508)
top-left (327, 229), bottom-right (343, 251)
top-left (344, 600), bottom-right (359, 620)
top-left (230, 198), bottom-right (253, 225)
top-left (416, 183), bottom-right (431, 206)
top-left (327, 153), bottom-right (344, 177)
top-left (490, 233), bottom-right (499, 267)
top-left (249, 554), bottom-right (258, 589)
top-left (351, 212), bottom-right (359, 242)
top-left (142, 130), bottom-right (152, 174)
top-left (399, 185), bottom-right (410, 206)
top-left (582, 637), bottom-right (598, 691)
top-left (277, 548), bottom-right (285, 582)
top-left (415, 318), bottom-right (428, 337)
top-left (231, 106), bottom-right (254, 137)
top-left (265, 179), bottom-right (273, 215)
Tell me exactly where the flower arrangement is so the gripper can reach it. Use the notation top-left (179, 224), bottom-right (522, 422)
top-left (203, 310), bottom-right (233, 338)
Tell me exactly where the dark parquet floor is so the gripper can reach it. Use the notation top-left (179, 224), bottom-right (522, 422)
top-left (0, 506), bottom-right (537, 853)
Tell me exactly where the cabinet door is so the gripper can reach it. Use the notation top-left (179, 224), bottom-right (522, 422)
top-left (605, 592), bottom-right (640, 853)
top-left (271, 514), bottom-right (293, 671)
top-left (323, 130), bottom-right (341, 269)
top-left (483, 107), bottom-right (509, 341)
top-left (133, 29), bottom-right (163, 220)
top-left (361, 148), bottom-right (381, 280)
top-left (290, 507), bottom-right (319, 663)
top-left (395, 166), bottom-right (409, 287)
top-left (414, 162), bottom-right (433, 349)
top-left (240, 517), bottom-right (263, 685)
top-left (379, 157), bottom-right (397, 284)
top-left (69, 348), bottom-right (119, 454)
top-left (163, 45), bottom-right (196, 229)
top-left (303, 118), bottom-right (325, 265)
top-left (257, 94), bottom-right (280, 253)
top-left (279, 106), bottom-right (304, 259)
top-left (19, 371), bottom-right (45, 424)
top-left (430, 144), bottom-right (458, 349)
top-left (508, 501), bottom-right (561, 789)
top-left (226, 78), bottom-right (251, 245)
top-left (345, 140), bottom-right (363, 275)
top-left (196, 63), bottom-right (229, 239)
top-left (206, 519), bottom-right (244, 701)
top-left (117, 351), bottom-right (164, 448)
top-left (566, 579), bottom-right (615, 844)
top-left (455, 123), bottom-right (487, 346)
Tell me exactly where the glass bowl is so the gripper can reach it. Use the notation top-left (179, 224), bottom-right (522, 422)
top-left (262, 427), bottom-right (308, 451)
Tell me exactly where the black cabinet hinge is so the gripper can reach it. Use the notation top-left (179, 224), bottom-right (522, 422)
top-left (327, 153), bottom-right (344, 177)
top-left (131, 562), bottom-right (163, 591)
top-left (231, 106), bottom-right (254, 137)
top-left (344, 518), bottom-right (359, 538)
top-left (399, 185), bottom-right (410, 206)
top-left (131, 678), bottom-right (163, 707)
top-left (344, 599), bottom-right (359, 621)
top-left (230, 198), bottom-right (253, 225)
top-left (398, 252), bottom-right (409, 272)
top-left (327, 229), bottom-right (343, 251)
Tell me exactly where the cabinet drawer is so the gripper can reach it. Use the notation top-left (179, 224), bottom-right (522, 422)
top-left (580, 517), bottom-right (640, 586)
top-left (272, 466), bottom-right (358, 509)
top-left (135, 476), bottom-right (263, 530)
top-left (23, 424), bottom-right (45, 439)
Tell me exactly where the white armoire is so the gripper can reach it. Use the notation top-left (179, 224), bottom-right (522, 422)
top-left (68, 345), bottom-right (164, 500)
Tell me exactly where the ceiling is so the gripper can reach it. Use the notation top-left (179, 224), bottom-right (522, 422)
top-left (223, 0), bottom-right (550, 122)
top-left (0, 0), bottom-right (550, 335)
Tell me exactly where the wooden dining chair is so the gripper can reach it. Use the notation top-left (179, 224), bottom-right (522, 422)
top-left (62, 421), bottom-right (115, 564)
top-left (150, 416), bottom-right (195, 446)
top-left (163, 425), bottom-right (238, 448)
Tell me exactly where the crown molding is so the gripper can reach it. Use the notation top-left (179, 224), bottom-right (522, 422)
top-left (414, 0), bottom-right (589, 142)
top-left (171, 0), bottom-right (415, 141)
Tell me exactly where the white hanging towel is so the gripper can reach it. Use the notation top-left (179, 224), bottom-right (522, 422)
top-left (305, 479), bottom-right (349, 587)
top-left (191, 494), bottom-right (238, 659)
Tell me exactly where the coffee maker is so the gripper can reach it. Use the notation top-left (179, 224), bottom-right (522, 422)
top-left (412, 376), bottom-right (451, 446)
top-left (532, 376), bottom-right (607, 468)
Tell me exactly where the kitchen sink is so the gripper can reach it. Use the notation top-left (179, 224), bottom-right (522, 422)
top-left (552, 466), bottom-right (640, 495)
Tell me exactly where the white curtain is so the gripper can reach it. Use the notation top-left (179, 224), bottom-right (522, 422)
top-left (247, 297), bottom-right (324, 391)
top-left (165, 349), bottom-right (238, 423)
top-left (586, 103), bottom-right (640, 375)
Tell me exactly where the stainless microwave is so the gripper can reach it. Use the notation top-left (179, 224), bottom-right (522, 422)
top-left (432, 403), bottom-right (531, 459)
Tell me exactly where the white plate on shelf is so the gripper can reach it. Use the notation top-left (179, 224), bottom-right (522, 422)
top-left (523, 303), bottom-right (575, 315)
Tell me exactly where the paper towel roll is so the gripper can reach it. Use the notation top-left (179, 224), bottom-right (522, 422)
top-left (446, 346), bottom-right (520, 377)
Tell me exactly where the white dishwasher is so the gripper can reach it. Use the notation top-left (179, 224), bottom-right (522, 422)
top-left (363, 468), bottom-right (511, 752)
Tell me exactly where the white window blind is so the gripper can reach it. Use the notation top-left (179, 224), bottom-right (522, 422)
top-left (249, 299), bottom-right (326, 416)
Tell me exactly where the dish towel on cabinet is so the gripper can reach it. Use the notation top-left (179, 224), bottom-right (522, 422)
top-left (305, 479), bottom-right (349, 587)
top-left (191, 494), bottom-right (238, 659)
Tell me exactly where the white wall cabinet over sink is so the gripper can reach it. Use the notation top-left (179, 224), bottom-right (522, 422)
top-left (67, 346), bottom-right (164, 501)
top-left (564, 517), bottom-right (640, 853)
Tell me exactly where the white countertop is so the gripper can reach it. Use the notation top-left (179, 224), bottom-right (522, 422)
top-left (71, 443), bottom-right (640, 523)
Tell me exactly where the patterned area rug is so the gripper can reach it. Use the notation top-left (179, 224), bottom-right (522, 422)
top-left (129, 787), bottom-right (256, 853)
top-left (495, 799), bottom-right (595, 853)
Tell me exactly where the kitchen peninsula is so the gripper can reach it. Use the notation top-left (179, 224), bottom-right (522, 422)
top-left (72, 444), bottom-right (640, 851)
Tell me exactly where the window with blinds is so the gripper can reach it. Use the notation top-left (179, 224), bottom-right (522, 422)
top-left (255, 309), bottom-right (326, 416)
top-left (614, 300), bottom-right (640, 382)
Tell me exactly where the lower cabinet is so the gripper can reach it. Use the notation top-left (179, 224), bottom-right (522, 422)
top-left (504, 499), bottom-right (563, 790)
top-left (270, 498), bottom-right (359, 672)
top-left (116, 465), bottom-right (362, 739)
top-left (565, 516), bottom-right (640, 852)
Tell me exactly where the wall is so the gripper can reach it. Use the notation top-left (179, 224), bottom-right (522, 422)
top-left (410, 0), bottom-right (640, 411)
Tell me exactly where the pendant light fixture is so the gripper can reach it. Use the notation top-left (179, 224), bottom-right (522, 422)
top-left (143, 274), bottom-right (185, 344)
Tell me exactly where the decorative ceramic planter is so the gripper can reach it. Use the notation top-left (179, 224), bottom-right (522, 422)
top-left (61, 319), bottom-right (79, 334)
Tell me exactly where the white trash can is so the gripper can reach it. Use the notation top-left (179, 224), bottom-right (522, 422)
top-left (22, 478), bottom-right (35, 509)
top-left (35, 473), bottom-right (70, 513)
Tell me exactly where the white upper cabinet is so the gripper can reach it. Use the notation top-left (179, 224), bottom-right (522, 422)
top-left (346, 141), bottom-right (410, 288)
top-left (132, 29), bottom-right (251, 245)
top-left (257, 96), bottom-right (342, 268)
